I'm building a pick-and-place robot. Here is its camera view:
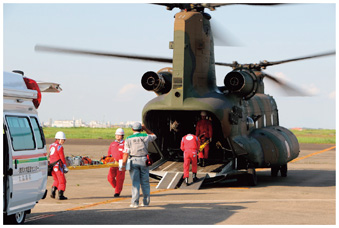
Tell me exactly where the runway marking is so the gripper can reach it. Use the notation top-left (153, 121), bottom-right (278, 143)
top-left (290, 145), bottom-right (336, 163)
top-left (66, 197), bottom-right (128, 211)
top-left (139, 198), bottom-right (335, 203)
top-left (65, 188), bottom-right (174, 211)
top-left (25, 214), bottom-right (55, 222)
top-left (257, 145), bottom-right (336, 172)
top-left (31, 146), bottom-right (336, 220)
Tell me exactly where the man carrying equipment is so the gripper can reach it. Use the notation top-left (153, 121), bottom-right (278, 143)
top-left (107, 128), bottom-right (126, 197)
top-left (196, 111), bottom-right (213, 167)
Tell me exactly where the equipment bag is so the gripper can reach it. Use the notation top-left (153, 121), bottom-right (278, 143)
top-left (48, 159), bottom-right (61, 176)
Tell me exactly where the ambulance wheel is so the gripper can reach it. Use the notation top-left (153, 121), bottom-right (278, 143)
top-left (5, 211), bottom-right (26, 224)
top-left (247, 167), bottom-right (257, 186)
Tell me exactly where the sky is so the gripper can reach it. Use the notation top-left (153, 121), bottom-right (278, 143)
top-left (2, 2), bottom-right (337, 129)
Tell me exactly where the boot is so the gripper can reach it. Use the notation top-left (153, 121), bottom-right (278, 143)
top-left (184, 178), bottom-right (189, 186)
top-left (50, 186), bottom-right (57, 199)
top-left (201, 159), bottom-right (205, 167)
top-left (193, 173), bottom-right (198, 182)
top-left (58, 190), bottom-right (68, 200)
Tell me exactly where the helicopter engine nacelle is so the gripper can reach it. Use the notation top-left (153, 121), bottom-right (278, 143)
top-left (141, 71), bottom-right (172, 96)
top-left (224, 69), bottom-right (258, 99)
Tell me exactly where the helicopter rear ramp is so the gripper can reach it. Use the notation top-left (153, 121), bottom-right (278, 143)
top-left (156, 171), bottom-right (207, 190)
top-left (156, 172), bottom-right (183, 189)
top-left (152, 161), bottom-right (227, 189)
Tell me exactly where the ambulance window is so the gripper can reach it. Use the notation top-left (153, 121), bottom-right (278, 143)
top-left (5, 116), bottom-right (35, 151)
top-left (30, 117), bottom-right (44, 149)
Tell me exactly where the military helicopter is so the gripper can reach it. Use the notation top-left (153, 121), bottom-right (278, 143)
top-left (35, 3), bottom-right (335, 188)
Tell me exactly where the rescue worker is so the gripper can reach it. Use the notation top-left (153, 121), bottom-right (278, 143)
top-left (195, 111), bottom-right (213, 167)
top-left (49, 131), bottom-right (68, 200)
top-left (181, 133), bottom-right (200, 186)
top-left (121, 122), bottom-right (156, 208)
top-left (107, 128), bottom-right (126, 197)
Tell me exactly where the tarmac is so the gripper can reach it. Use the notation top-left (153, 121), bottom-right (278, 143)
top-left (25, 140), bottom-right (336, 225)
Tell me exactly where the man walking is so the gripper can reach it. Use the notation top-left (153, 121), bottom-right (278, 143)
top-left (122, 122), bottom-right (156, 208)
top-left (107, 128), bottom-right (126, 197)
top-left (181, 133), bottom-right (200, 186)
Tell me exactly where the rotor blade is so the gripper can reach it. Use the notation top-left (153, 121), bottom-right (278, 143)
top-left (215, 61), bottom-right (235, 67)
top-left (155, 3), bottom-right (283, 11)
top-left (211, 20), bottom-right (243, 47)
top-left (263, 72), bottom-right (310, 96)
top-left (215, 51), bottom-right (336, 69)
top-left (35, 45), bottom-right (173, 64)
top-left (260, 51), bottom-right (336, 68)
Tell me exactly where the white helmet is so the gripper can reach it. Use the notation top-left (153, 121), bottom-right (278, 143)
top-left (55, 131), bottom-right (66, 140)
top-left (115, 128), bottom-right (124, 135)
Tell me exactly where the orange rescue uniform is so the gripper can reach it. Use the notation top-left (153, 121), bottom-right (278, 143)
top-left (180, 134), bottom-right (200, 179)
top-left (195, 118), bottom-right (212, 159)
top-left (107, 140), bottom-right (126, 195)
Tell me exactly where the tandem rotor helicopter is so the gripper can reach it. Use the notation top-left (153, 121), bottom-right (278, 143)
top-left (35, 3), bottom-right (335, 188)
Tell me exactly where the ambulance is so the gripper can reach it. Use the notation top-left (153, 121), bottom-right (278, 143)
top-left (3, 70), bottom-right (61, 224)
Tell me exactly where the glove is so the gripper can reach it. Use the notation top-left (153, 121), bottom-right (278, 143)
top-left (63, 164), bottom-right (69, 173)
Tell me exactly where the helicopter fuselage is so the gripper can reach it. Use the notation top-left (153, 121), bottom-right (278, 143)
top-left (141, 10), bottom-right (299, 171)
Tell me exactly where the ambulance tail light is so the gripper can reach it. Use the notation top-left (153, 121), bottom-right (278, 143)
top-left (23, 77), bottom-right (42, 109)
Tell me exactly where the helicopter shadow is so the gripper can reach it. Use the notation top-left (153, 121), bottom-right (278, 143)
top-left (206, 169), bottom-right (335, 188)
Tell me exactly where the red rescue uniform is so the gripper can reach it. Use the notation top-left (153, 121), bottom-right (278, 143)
top-left (49, 141), bottom-right (67, 191)
top-left (181, 134), bottom-right (200, 179)
top-left (107, 140), bottom-right (126, 195)
top-left (196, 118), bottom-right (213, 159)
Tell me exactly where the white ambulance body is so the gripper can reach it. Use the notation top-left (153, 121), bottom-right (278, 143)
top-left (3, 71), bottom-right (61, 224)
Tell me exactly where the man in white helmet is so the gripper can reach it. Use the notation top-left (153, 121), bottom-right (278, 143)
top-left (107, 128), bottom-right (126, 197)
top-left (49, 131), bottom-right (68, 200)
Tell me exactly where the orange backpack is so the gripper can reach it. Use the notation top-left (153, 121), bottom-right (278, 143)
top-left (100, 156), bottom-right (115, 164)
top-left (82, 156), bottom-right (92, 165)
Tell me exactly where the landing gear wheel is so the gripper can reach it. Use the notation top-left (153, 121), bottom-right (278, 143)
top-left (271, 166), bottom-right (280, 177)
top-left (247, 167), bottom-right (257, 186)
top-left (280, 164), bottom-right (287, 177)
top-left (271, 165), bottom-right (288, 177)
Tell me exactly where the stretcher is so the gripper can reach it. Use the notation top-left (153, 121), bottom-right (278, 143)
top-left (67, 162), bottom-right (119, 170)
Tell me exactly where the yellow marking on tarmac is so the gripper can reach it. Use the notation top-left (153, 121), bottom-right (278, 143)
top-left (66, 188), bottom-right (174, 211)
top-left (256, 145), bottom-right (336, 172)
top-left (65, 146), bottom-right (335, 211)
top-left (290, 145), bottom-right (336, 163)
top-left (66, 197), bottom-right (128, 211)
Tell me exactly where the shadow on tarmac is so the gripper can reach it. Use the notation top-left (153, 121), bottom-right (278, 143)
top-left (25, 168), bottom-right (335, 224)
top-left (26, 201), bottom-right (246, 225)
top-left (204, 169), bottom-right (336, 189)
